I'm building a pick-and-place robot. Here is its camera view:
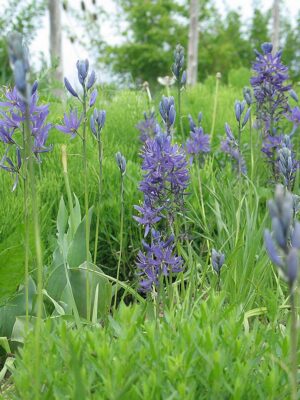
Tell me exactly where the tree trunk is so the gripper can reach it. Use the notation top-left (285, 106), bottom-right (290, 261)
top-left (272, 0), bottom-right (280, 53)
top-left (187, 0), bottom-right (199, 86)
top-left (49, 0), bottom-right (63, 82)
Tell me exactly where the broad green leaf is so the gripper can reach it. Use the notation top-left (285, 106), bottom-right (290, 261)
top-left (69, 263), bottom-right (112, 319)
top-left (0, 277), bottom-right (36, 338)
top-left (57, 196), bottom-right (68, 241)
top-left (45, 263), bottom-right (66, 300)
top-left (67, 207), bottom-right (94, 269)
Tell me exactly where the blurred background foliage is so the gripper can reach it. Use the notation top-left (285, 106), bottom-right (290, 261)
top-left (0, 0), bottom-right (299, 87)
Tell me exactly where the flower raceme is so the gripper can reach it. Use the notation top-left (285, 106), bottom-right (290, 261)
top-left (221, 123), bottom-right (247, 175)
top-left (136, 230), bottom-right (183, 293)
top-left (186, 113), bottom-right (210, 163)
top-left (264, 185), bottom-right (300, 286)
top-left (134, 107), bottom-right (189, 292)
top-left (159, 96), bottom-right (176, 134)
top-left (250, 42), bottom-right (291, 130)
top-left (139, 133), bottom-right (189, 209)
top-left (136, 111), bottom-right (160, 143)
top-left (0, 83), bottom-right (52, 189)
top-left (63, 58), bottom-right (97, 100)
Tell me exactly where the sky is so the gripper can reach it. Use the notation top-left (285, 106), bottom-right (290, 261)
top-left (5, 0), bottom-right (300, 83)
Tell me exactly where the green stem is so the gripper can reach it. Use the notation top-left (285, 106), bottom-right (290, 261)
top-left (22, 125), bottom-right (29, 330)
top-left (290, 287), bottom-right (298, 400)
top-left (24, 94), bottom-right (43, 400)
top-left (113, 174), bottom-right (124, 313)
top-left (177, 84), bottom-right (184, 141)
top-left (249, 112), bottom-right (254, 181)
top-left (82, 88), bottom-right (91, 321)
top-left (210, 74), bottom-right (221, 144)
top-left (196, 161), bottom-right (210, 253)
top-left (61, 145), bottom-right (76, 236)
top-left (93, 137), bottom-right (103, 265)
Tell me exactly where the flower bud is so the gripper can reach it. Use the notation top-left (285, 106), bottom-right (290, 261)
top-left (115, 151), bottom-right (126, 175)
top-left (64, 78), bottom-right (78, 98)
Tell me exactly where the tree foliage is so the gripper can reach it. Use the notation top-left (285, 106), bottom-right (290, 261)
top-left (102, 0), bottom-right (189, 84)
top-left (96, 0), bottom-right (300, 84)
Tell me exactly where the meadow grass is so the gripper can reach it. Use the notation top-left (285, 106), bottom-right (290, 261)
top-left (0, 75), bottom-right (299, 399)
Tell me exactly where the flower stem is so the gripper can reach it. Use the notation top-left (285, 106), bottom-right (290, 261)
top-left (177, 84), bottom-right (184, 141)
top-left (82, 87), bottom-right (91, 321)
top-left (210, 73), bottom-right (221, 144)
top-left (61, 145), bottom-right (75, 236)
top-left (290, 287), bottom-right (298, 400)
top-left (196, 161), bottom-right (210, 253)
top-left (249, 112), bottom-right (254, 181)
top-left (93, 137), bottom-right (103, 265)
top-left (113, 174), bottom-right (124, 313)
top-left (22, 125), bottom-right (29, 330)
top-left (24, 91), bottom-right (43, 400)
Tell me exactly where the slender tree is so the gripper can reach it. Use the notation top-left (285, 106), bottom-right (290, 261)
top-left (272, 0), bottom-right (280, 53)
top-left (49, 0), bottom-right (63, 82)
top-left (187, 0), bottom-right (199, 86)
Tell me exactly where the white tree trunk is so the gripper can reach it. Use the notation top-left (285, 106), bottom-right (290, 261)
top-left (49, 0), bottom-right (63, 82)
top-left (272, 0), bottom-right (280, 53)
top-left (187, 0), bottom-right (199, 86)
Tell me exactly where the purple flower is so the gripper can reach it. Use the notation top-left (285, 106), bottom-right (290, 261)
top-left (243, 87), bottom-right (253, 106)
top-left (115, 151), bottom-right (126, 175)
top-left (221, 123), bottom-right (247, 175)
top-left (211, 249), bottom-right (225, 275)
top-left (287, 106), bottom-right (300, 126)
top-left (136, 230), bottom-right (183, 292)
top-left (261, 134), bottom-right (283, 159)
top-left (31, 111), bottom-right (53, 155)
top-left (277, 137), bottom-right (298, 190)
top-left (159, 96), bottom-right (176, 133)
top-left (133, 198), bottom-right (163, 237)
top-left (289, 89), bottom-right (298, 103)
top-left (0, 126), bottom-right (15, 144)
top-left (87, 70), bottom-right (96, 91)
top-left (172, 44), bottom-right (185, 85)
top-left (7, 32), bottom-right (29, 96)
top-left (64, 78), bottom-right (78, 98)
top-left (139, 133), bottom-right (189, 209)
top-left (56, 110), bottom-right (82, 138)
top-left (0, 83), bottom-right (52, 190)
top-left (251, 42), bottom-right (291, 130)
top-left (76, 59), bottom-right (89, 86)
top-left (136, 112), bottom-right (160, 143)
top-left (90, 109), bottom-right (106, 139)
top-left (186, 125), bottom-right (210, 163)
top-left (89, 88), bottom-right (97, 107)
top-left (265, 185), bottom-right (300, 286)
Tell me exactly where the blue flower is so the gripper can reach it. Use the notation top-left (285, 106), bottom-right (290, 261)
top-left (56, 110), bottom-right (82, 138)
top-left (136, 230), bottom-right (183, 292)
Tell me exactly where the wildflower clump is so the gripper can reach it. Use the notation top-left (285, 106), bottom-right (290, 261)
top-left (134, 97), bottom-right (189, 292)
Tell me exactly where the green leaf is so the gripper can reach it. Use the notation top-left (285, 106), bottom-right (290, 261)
top-left (69, 263), bottom-right (112, 320)
top-left (0, 227), bottom-right (34, 303)
top-left (57, 196), bottom-right (68, 241)
top-left (0, 277), bottom-right (36, 338)
top-left (67, 207), bottom-right (94, 269)
top-left (0, 337), bottom-right (11, 353)
top-left (45, 263), bottom-right (66, 300)
top-left (42, 289), bottom-right (65, 316)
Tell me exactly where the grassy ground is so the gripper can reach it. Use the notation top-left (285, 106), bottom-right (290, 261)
top-left (0, 75), bottom-right (299, 399)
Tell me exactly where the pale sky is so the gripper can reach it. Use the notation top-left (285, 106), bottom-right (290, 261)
top-left (3, 0), bottom-right (300, 83)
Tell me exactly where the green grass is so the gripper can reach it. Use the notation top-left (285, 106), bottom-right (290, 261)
top-left (12, 297), bottom-right (293, 399)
